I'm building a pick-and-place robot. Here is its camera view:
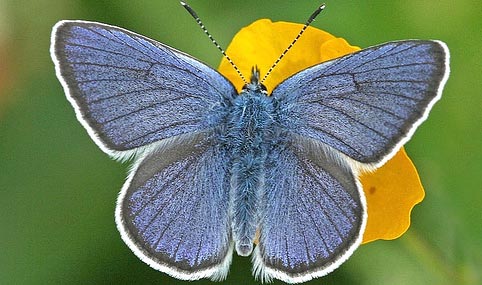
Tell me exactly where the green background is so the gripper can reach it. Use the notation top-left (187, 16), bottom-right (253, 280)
top-left (1, 0), bottom-right (480, 284)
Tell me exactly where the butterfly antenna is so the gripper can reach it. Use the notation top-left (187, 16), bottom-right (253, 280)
top-left (260, 3), bottom-right (326, 84)
top-left (181, 1), bottom-right (248, 85)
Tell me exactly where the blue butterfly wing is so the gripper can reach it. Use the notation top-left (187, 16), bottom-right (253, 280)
top-left (272, 40), bottom-right (449, 165)
top-left (116, 132), bottom-right (233, 280)
top-left (51, 20), bottom-right (236, 159)
top-left (253, 136), bottom-right (366, 283)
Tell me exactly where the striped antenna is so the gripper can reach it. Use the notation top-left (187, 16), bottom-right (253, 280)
top-left (181, 1), bottom-right (248, 85)
top-left (260, 4), bottom-right (326, 84)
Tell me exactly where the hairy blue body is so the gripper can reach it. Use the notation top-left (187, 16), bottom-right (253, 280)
top-left (224, 78), bottom-right (275, 256)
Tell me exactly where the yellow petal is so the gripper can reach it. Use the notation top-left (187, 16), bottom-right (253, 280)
top-left (218, 19), bottom-right (425, 244)
top-left (219, 19), bottom-right (344, 92)
top-left (360, 149), bottom-right (425, 243)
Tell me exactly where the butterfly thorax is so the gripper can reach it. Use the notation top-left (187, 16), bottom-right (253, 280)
top-left (226, 69), bottom-right (275, 256)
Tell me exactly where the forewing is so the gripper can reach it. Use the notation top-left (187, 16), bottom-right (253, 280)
top-left (51, 20), bottom-right (236, 159)
top-left (254, 136), bottom-right (366, 283)
top-left (116, 132), bottom-right (232, 280)
top-left (272, 40), bottom-right (449, 165)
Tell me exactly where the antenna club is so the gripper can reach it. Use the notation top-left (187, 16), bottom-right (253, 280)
top-left (181, 1), bottom-right (199, 19)
top-left (309, 4), bottom-right (326, 22)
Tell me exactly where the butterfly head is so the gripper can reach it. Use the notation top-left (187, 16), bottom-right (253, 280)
top-left (241, 66), bottom-right (268, 95)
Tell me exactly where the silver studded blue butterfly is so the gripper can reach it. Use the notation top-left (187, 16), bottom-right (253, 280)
top-left (50, 16), bottom-right (449, 284)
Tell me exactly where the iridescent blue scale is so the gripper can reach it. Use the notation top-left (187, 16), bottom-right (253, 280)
top-left (51, 13), bottom-right (449, 283)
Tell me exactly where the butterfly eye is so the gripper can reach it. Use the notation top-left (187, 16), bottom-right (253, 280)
top-left (260, 83), bottom-right (268, 95)
top-left (240, 82), bottom-right (268, 95)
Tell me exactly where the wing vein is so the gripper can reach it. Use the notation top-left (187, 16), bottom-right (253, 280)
top-left (352, 43), bottom-right (420, 71)
top-left (320, 43), bottom-right (399, 75)
top-left (89, 85), bottom-right (207, 104)
top-left (298, 159), bottom-right (346, 240)
top-left (308, 100), bottom-right (391, 140)
top-left (64, 42), bottom-right (154, 63)
top-left (342, 43), bottom-right (417, 73)
top-left (87, 26), bottom-right (161, 63)
top-left (121, 119), bottom-right (202, 145)
top-left (70, 61), bottom-right (149, 72)
top-left (306, 93), bottom-right (406, 121)
top-left (100, 94), bottom-right (203, 124)
top-left (296, 190), bottom-right (330, 254)
top-left (302, 126), bottom-right (364, 156)
top-left (348, 61), bottom-right (435, 74)
top-left (132, 163), bottom-right (189, 217)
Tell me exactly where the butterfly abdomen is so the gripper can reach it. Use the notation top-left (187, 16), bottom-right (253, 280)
top-left (227, 90), bottom-right (275, 256)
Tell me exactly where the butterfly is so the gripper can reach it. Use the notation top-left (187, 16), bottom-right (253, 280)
top-left (50, 5), bottom-right (449, 284)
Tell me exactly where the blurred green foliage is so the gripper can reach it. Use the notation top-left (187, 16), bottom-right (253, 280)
top-left (0, 0), bottom-right (480, 284)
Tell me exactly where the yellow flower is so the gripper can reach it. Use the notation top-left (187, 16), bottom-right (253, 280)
top-left (218, 19), bottom-right (425, 244)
